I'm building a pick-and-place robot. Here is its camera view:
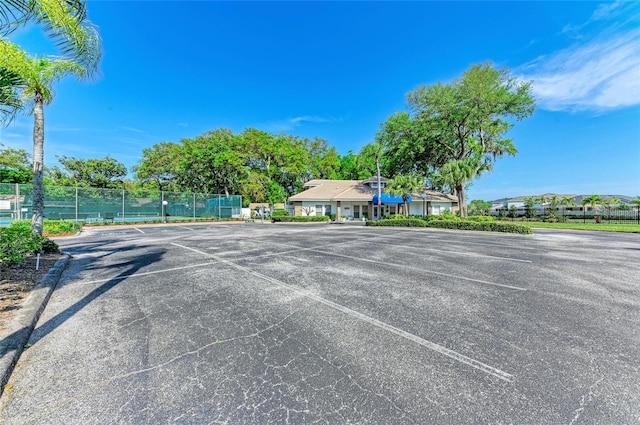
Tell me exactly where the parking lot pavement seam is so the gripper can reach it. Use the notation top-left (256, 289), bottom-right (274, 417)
top-left (0, 254), bottom-right (70, 398)
top-left (171, 242), bottom-right (515, 383)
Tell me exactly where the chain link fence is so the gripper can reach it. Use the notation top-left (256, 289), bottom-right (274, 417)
top-left (0, 183), bottom-right (242, 225)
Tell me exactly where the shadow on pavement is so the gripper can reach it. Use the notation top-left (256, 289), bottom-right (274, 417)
top-left (26, 249), bottom-right (166, 347)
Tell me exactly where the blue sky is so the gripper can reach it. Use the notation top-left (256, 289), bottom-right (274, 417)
top-left (1, 0), bottom-right (639, 201)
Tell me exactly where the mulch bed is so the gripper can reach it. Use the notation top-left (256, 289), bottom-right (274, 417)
top-left (0, 253), bottom-right (63, 331)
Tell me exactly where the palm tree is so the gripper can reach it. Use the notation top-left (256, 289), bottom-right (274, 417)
top-left (558, 195), bottom-right (576, 220)
top-left (535, 195), bottom-right (548, 216)
top-left (600, 197), bottom-right (620, 221)
top-left (0, 41), bottom-right (86, 234)
top-left (386, 174), bottom-right (423, 217)
top-left (0, 0), bottom-right (101, 123)
top-left (0, 0), bottom-right (101, 72)
top-left (433, 156), bottom-right (490, 217)
top-left (581, 194), bottom-right (602, 212)
top-left (0, 67), bottom-right (24, 123)
top-left (524, 196), bottom-right (537, 219)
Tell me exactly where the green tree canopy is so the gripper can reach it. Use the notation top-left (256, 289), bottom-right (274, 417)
top-left (176, 128), bottom-right (245, 196)
top-left (378, 62), bottom-right (535, 216)
top-left (134, 141), bottom-right (181, 191)
top-left (0, 143), bottom-right (31, 183)
top-left (468, 199), bottom-right (492, 216)
top-left (49, 155), bottom-right (127, 188)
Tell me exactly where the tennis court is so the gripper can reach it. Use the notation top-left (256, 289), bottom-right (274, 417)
top-left (1, 222), bottom-right (638, 423)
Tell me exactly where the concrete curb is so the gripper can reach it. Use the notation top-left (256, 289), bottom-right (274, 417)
top-left (0, 253), bottom-right (70, 397)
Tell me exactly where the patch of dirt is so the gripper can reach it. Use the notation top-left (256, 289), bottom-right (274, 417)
top-left (0, 253), bottom-right (63, 332)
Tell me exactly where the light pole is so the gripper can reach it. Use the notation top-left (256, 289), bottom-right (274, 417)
top-left (162, 200), bottom-right (168, 223)
top-left (421, 193), bottom-right (427, 217)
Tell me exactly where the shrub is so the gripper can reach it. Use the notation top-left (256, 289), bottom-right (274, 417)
top-left (0, 221), bottom-right (60, 265)
top-left (273, 216), bottom-right (330, 223)
top-left (366, 217), bottom-right (531, 234)
top-left (382, 214), bottom-right (406, 220)
top-left (271, 209), bottom-right (290, 217)
top-left (424, 214), bottom-right (460, 222)
top-left (43, 220), bottom-right (83, 235)
top-left (366, 219), bottom-right (426, 227)
top-left (466, 215), bottom-right (495, 222)
top-left (424, 220), bottom-right (532, 234)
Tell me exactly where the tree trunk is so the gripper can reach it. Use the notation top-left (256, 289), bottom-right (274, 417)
top-left (31, 91), bottom-right (45, 235)
top-left (456, 184), bottom-right (467, 217)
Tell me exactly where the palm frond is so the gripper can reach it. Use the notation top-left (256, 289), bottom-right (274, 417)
top-left (0, 0), bottom-right (32, 36)
top-left (0, 66), bottom-right (25, 125)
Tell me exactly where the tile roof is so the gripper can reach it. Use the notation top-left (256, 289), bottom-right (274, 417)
top-left (290, 180), bottom-right (374, 201)
top-left (289, 180), bottom-right (458, 204)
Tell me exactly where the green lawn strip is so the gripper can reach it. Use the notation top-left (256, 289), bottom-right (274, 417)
top-left (497, 220), bottom-right (640, 233)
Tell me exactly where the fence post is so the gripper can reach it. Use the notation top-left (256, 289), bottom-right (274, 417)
top-left (14, 183), bottom-right (19, 221)
top-left (75, 187), bottom-right (78, 222)
top-left (122, 189), bottom-right (126, 224)
top-left (193, 193), bottom-right (196, 221)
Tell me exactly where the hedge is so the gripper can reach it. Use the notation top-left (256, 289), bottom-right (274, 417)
top-left (273, 216), bottom-right (330, 223)
top-left (424, 220), bottom-right (532, 234)
top-left (366, 218), bottom-right (532, 234)
top-left (0, 221), bottom-right (60, 265)
top-left (366, 219), bottom-right (426, 227)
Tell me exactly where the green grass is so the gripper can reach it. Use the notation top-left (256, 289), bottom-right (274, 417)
top-left (498, 220), bottom-right (640, 233)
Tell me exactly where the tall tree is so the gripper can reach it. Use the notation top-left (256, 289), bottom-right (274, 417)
top-left (0, 42), bottom-right (87, 234)
top-left (380, 63), bottom-right (535, 216)
top-left (0, 143), bottom-right (31, 183)
top-left (385, 174), bottom-right (423, 217)
top-left (0, 0), bottom-right (101, 72)
top-left (468, 199), bottom-right (492, 216)
top-left (0, 67), bottom-right (23, 123)
top-left (50, 155), bottom-right (127, 188)
top-left (134, 141), bottom-right (181, 191)
top-left (177, 129), bottom-right (245, 196)
top-left (432, 156), bottom-right (491, 217)
top-left (1, 0), bottom-right (100, 234)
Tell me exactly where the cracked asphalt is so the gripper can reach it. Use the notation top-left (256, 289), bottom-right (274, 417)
top-left (0, 223), bottom-right (638, 424)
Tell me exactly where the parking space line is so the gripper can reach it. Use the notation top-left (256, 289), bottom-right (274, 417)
top-left (243, 238), bottom-right (526, 291)
top-left (133, 227), bottom-right (145, 234)
top-left (172, 242), bottom-right (515, 382)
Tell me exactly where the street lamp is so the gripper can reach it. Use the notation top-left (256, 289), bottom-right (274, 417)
top-left (162, 200), bottom-right (168, 223)
top-left (421, 193), bottom-right (427, 217)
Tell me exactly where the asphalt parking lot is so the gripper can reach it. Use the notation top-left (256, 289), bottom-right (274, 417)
top-left (1, 222), bottom-right (638, 424)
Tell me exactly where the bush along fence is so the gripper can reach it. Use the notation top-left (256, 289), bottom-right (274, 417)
top-left (366, 215), bottom-right (532, 234)
top-left (0, 183), bottom-right (242, 225)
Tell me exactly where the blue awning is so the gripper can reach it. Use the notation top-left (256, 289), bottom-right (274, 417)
top-left (371, 193), bottom-right (411, 204)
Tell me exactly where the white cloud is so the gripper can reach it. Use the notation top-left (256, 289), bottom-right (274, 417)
top-left (261, 115), bottom-right (343, 133)
top-left (518, 30), bottom-right (640, 112)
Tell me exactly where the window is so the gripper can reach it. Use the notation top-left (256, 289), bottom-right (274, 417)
top-left (325, 205), bottom-right (332, 215)
top-left (353, 205), bottom-right (360, 218)
top-left (315, 205), bottom-right (323, 216)
top-left (362, 205), bottom-right (369, 219)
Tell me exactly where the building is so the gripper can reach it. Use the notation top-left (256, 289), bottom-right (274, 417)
top-left (288, 177), bottom-right (458, 220)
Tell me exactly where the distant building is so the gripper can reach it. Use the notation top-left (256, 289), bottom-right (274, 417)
top-left (288, 178), bottom-right (458, 220)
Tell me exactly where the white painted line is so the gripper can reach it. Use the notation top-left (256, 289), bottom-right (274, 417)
top-left (75, 262), bottom-right (214, 285)
top-left (133, 227), bottom-right (145, 234)
top-left (242, 238), bottom-right (526, 291)
top-left (310, 249), bottom-right (527, 291)
top-left (177, 225), bottom-right (195, 231)
top-left (172, 242), bottom-right (515, 382)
